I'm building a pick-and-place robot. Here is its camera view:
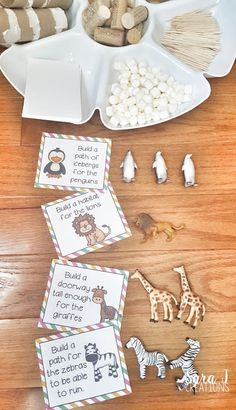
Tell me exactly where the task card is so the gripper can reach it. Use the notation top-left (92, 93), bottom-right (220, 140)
top-left (41, 184), bottom-right (131, 258)
top-left (36, 323), bottom-right (131, 408)
top-left (39, 259), bottom-right (129, 331)
top-left (35, 133), bottom-right (111, 191)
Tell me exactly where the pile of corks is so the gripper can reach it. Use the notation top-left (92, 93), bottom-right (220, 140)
top-left (0, 0), bottom-right (72, 45)
top-left (82, 0), bottom-right (149, 46)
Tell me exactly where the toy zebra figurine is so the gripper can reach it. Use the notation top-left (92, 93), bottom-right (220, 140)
top-left (84, 343), bottom-right (119, 382)
top-left (126, 336), bottom-right (168, 380)
top-left (168, 337), bottom-right (200, 394)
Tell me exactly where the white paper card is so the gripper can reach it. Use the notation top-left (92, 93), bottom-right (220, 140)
top-left (22, 58), bottom-right (82, 123)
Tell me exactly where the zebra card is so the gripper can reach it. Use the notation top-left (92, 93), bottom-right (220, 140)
top-left (35, 323), bottom-right (131, 409)
top-left (38, 259), bottom-right (129, 331)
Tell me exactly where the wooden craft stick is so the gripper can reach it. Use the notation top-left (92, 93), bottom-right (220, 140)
top-left (126, 22), bottom-right (143, 44)
top-left (110, 0), bottom-right (128, 30)
top-left (121, 5), bottom-right (148, 29)
top-left (0, 0), bottom-right (72, 9)
top-left (94, 26), bottom-right (125, 46)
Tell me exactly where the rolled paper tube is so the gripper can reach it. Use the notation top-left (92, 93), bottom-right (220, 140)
top-left (0, 7), bottom-right (67, 44)
top-left (127, 22), bottom-right (143, 43)
top-left (0, 0), bottom-right (72, 10)
top-left (121, 5), bottom-right (148, 29)
top-left (94, 26), bottom-right (125, 46)
top-left (111, 0), bottom-right (128, 30)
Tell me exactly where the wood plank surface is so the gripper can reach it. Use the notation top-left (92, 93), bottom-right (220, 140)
top-left (0, 57), bottom-right (236, 410)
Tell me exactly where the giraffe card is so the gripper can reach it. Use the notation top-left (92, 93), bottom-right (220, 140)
top-left (38, 259), bottom-right (129, 331)
top-left (36, 323), bottom-right (131, 409)
top-left (41, 183), bottom-right (131, 258)
top-left (35, 133), bottom-right (112, 192)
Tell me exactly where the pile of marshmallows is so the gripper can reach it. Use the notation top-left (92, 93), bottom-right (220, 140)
top-left (106, 59), bottom-right (193, 127)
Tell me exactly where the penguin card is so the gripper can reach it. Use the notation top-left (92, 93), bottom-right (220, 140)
top-left (36, 323), bottom-right (131, 409)
top-left (41, 183), bottom-right (131, 258)
top-left (38, 259), bottom-right (129, 331)
top-left (35, 133), bottom-right (112, 192)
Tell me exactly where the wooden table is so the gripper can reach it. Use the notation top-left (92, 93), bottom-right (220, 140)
top-left (0, 61), bottom-right (236, 410)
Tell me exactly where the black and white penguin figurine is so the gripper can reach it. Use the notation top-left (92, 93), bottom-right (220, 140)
top-left (44, 147), bottom-right (66, 179)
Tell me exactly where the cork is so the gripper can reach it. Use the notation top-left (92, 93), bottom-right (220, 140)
top-left (104, 8), bottom-right (112, 26)
top-left (0, 0), bottom-right (73, 9)
top-left (94, 26), bottom-right (125, 46)
top-left (121, 5), bottom-right (148, 29)
top-left (83, 4), bottom-right (111, 36)
top-left (126, 22), bottom-right (143, 43)
top-left (111, 0), bottom-right (127, 30)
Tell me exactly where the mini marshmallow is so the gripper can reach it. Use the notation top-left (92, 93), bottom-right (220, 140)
top-left (106, 106), bottom-right (113, 117)
top-left (144, 80), bottom-right (153, 90)
top-left (158, 82), bottom-right (168, 92)
top-left (110, 116), bottom-right (119, 126)
top-left (129, 116), bottom-right (138, 126)
top-left (109, 95), bottom-right (119, 105)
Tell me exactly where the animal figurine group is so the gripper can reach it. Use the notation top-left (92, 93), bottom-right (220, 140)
top-left (126, 336), bottom-right (200, 394)
top-left (84, 343), bottom-right (119, 382)
top-left (173, 266), bottom-right (205, 328)
top-left (131, 266), bottom-right (205, 328)
top-left (131, 269), bottom-right (178, 323)
top-left (121, 150), bottom-right (197, 187)
top-left (91, 286), bottom-right (118, 322)
top-left (135, 213), bottom-right (185, 242)
top-left (168, 337), bottom-right (200, 394)
top-left (125, 337), bottom-right (168, 380)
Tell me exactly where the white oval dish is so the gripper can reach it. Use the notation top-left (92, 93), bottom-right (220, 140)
top-left (0, 0), bottom-right (235, 130)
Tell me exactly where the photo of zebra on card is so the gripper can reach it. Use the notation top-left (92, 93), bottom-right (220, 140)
top-left (167, 337), bottom-right (200, 394)
top-left (85, 343), bottom-right (119, 382)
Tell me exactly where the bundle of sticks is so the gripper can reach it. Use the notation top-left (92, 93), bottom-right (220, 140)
top-left (0, 0), bottom-right (72, 45)
top-left (161, 10), bottom-right (221, 71)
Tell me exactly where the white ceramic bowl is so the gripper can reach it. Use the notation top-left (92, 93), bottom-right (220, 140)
top-left (0, 0), bottom-right (235, 130)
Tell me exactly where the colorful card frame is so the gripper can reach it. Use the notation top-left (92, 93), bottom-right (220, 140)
top-left (41, 183), bottom-right (131, 259)
top-left (35, 322), bottom-right (132, 409)
top-left (34, 133), bottom-right (112, 192)
top-left (38, 259), bottom-right (129, 331)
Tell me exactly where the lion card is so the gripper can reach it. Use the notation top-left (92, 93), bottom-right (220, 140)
top-left (41, 183), bottom-right (131, 258)
top-left (38, 259), bottom-right (129, 331)
top-left (35, 133), bottom-right (111, 192)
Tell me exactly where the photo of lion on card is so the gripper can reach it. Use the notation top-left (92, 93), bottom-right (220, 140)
top-left (72, 213), bottom-right (111, 246)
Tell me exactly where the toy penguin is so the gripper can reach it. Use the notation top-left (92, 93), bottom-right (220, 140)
top-left (44, 147), bottom-right (66, 179)
top-left (120, 150), bottom-right (138, 183)
top-left (152, 151), bottom-right (168, 184)
top-left (182, 154), bottom-right (197, 187)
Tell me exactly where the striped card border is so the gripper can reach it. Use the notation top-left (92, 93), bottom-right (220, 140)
top-left (35, 322), bottom-right (132, 409)
top-left (38, 259), bottom-right (129, 331)
top-left (41, 183), bottom-right (131, 259)
top-left (34, 132), bottom-right (112, 192)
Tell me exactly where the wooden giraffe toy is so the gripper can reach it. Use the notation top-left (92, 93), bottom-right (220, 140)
top-left (131, 269), bottom-right (178, 323)
top-left (173, 265), bottom-right (206, 328)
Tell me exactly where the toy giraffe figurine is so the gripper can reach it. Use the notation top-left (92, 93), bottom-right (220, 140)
top-left (131, 269), bottom-right (178, 323)
top-left (173, 265), bottom-right (206, 328)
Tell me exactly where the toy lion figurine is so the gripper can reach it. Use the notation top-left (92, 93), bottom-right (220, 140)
top-left (72, 213), bottom-right (111, 246)
top-left (135, 213), bottom-right (185, 242)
